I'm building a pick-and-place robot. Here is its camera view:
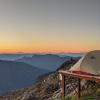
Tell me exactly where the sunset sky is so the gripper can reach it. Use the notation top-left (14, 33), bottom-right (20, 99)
top-left (0, 0), bottom-right (100, 53)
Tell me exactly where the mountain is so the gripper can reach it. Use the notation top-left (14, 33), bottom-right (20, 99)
top-left (1, 59), bottom-right (100, 100)
top-left (57, 52), bottom-right (84, 57)
top-left (0, 53), bottom-right (82, 61)
top-left (16, 54), bottom-right (74, 71)
top-left (0, 60), bottom-right (47, 94)
top-left (0, 54), bottom-right (33, 61)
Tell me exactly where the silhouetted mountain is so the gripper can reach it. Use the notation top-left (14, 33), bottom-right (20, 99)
top-left (0, 54), bottom-right (33, 61)
top-left (0, 60), bottom-right (47, 93)
top-left (16, 54), bottom-right (73, 71)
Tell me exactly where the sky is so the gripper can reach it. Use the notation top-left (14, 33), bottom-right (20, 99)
top-left (0, 0), bottom-right (100, 53)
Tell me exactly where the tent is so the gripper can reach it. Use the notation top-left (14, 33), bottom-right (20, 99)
top-left (70, 50), bottom-right (100, 75)
top-left (59, 50), bottom-right (100, 80)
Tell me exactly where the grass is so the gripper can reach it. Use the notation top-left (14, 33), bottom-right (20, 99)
top-left (81, 96), bottom-right (97, 100)
top-left (63, 96), bottom-right (77, 100)
top-left (64, 95), bottom-right (97, 100)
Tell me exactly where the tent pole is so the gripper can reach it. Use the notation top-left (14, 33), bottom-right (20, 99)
top-left (77, 78), bottom-right (81, 100)
top-left (61, 74), bottom-right (65, 98)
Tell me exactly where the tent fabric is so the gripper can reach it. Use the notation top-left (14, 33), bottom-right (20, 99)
top-left (70, 50), bottom-right (100, 75)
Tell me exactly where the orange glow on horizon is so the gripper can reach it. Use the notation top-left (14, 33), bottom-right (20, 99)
top-left (0, 48), bottom-right (89, 53)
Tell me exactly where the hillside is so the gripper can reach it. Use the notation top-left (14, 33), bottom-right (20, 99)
top-left (16, 54), bottom-right (74, 71)
top-left (0, 60), bottom-right (47, 94)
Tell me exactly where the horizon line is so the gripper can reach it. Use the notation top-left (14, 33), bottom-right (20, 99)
top-left (0, 51), bottom-right (86, 54)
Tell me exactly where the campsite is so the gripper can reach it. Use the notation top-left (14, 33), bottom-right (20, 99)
top-left (59, 50), bottom-right (100, 100)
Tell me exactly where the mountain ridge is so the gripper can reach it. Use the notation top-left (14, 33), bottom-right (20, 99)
top-left (16, 54), bottom-right (77, 71)
top-left (0, 60), bottom-right (47, 94)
